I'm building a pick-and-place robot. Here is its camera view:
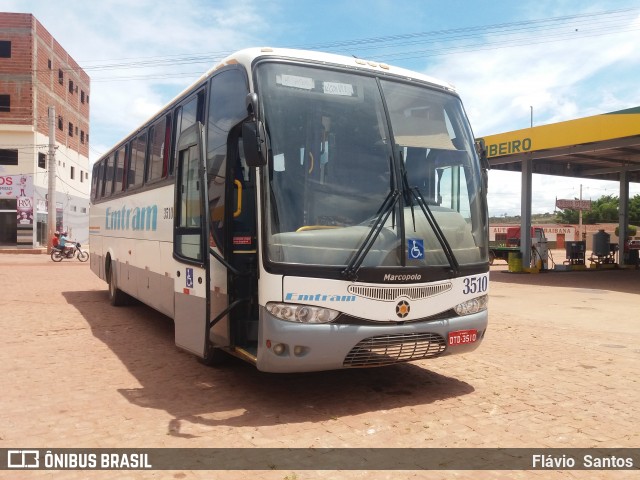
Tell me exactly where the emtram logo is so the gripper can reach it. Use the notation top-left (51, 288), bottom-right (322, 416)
top-left (105, 204), bottom-right (158, 231)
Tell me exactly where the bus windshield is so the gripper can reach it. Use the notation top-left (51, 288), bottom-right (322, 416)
top-left (257, 62), bottom-right (487, 275)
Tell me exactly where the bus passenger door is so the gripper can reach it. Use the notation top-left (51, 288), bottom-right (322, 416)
top-left (172, 122), bottom-right (210, 357)
top-left (227, 135), bottom-right (259, 355)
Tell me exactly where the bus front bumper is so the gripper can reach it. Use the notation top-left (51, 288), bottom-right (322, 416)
top-left (256, 308), bottom-right (488, 373)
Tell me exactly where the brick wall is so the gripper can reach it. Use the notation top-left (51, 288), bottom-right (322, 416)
top-left (0, 13), bottom-right (34, 127)
top-left (0, 12), bottom-right (90, 158)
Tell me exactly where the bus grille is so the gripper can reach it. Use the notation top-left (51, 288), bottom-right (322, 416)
top-left (348, 283), bottom-right (451, 302)
top-left (343, 333), bottom-right (446, 367)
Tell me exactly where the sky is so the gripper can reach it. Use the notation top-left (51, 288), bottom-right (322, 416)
top-left (2, 0), bottom-right (640, 216)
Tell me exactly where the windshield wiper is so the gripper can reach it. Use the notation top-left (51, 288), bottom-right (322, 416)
top-left (341, 189), bottom-right (400, 281)
top-left (408, 185), bottom-right (460, 274)
top-left (399, 155), bottom-right (458, 273)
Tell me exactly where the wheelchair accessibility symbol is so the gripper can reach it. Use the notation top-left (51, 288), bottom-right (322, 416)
top-left (408, 239), bottom-right (424, 259)
top-left (186, 267), bottom-right (194, 288)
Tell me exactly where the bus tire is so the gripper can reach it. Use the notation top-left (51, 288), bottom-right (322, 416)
top-left (107, 260), bottom-right (129, 306)
top-left (199, 345), bottom-right (229, 367)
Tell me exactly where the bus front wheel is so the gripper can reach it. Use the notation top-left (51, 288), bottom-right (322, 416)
top-left (199, 344), bottom-right (229, 367)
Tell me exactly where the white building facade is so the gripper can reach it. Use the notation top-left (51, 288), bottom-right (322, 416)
top-left (0, 12), bottom-right (90, 248)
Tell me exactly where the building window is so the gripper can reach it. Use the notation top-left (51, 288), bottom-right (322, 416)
top-left (70, 166), bottom-right (75, 180)
top-left (68, 122), bottom-right (73, 137)
top-left (85, 172), bottom-right (89, 180)
top-left (80, 131), bottom-right (85, 144)
top-left (58, 69), bottom-right (63, 85)
top-left (58, 116), bottom-right (63, 130)
top-left (0, 41), bottom-right (11, 58)
top-left (80, 170), bottom-right (83, 183)
top-left (48, 59), bottom-right (52, 69)
top-left (71, 205), bottom-right (77, 212)
top-left (75, 126), bottom-right (78, 136)
top-left (0, 149), bottom-right (18, 165)
top-left (38, 152), bottom-right (46, 169)
top-left (80, 90), bottom-right (85, 103)
top-left (86, 95), bottom-right (89, 105)
top-left (0, 94), bottom-right (9, 112)
top-left (81, 207), bottom-right (87, 214)
top-left (69, 80), bottom-right (74, 93)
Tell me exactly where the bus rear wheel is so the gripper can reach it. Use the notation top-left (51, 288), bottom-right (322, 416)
top-left (107, 260), bottom-right (129, 306)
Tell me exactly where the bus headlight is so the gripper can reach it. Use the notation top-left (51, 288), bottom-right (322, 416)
top-left (454, 295), bottom-right (488, 316)
top-left (266, 302), bottom-right (339, 324)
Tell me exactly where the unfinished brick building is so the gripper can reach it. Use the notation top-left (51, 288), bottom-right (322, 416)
top-left (0, 12), bottom-right (90, 248)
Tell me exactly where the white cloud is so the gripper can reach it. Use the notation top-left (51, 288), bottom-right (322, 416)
top-left (420, 8), bottom-right (640, 215)
top-left (2, 0), bottom-right (270, 161)
top-left (427, 12), bottom-right (640, 135)
top-left (3, 0), bottom-right (639, 210)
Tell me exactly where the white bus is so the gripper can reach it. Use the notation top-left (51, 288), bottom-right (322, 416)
top-left (89, 48), bottom-right (490, 372)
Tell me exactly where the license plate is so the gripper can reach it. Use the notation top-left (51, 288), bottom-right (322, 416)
top-left (448, 329), bottom-right (478, 346)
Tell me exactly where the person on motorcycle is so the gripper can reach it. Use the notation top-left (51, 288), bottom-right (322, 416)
top-left (51, 232), bottom-right (60, 250)
top-left (58, 231), bottom-right (74, 256)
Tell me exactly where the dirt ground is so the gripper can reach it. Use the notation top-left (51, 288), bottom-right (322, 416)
top-left (0, 253), bottom-right (638, 479)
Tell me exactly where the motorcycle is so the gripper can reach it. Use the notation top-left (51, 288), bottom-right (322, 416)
top-left (51, 242), bottom-right (89, 262)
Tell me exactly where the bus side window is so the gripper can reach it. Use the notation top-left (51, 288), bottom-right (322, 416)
top-left (103, 155), bottom-right (115, 198)
top-left (127, 132), bottom-right (147, 189)
top-left (114, 145), bottom-right (126, 193)
top-left (206, 68), bottom-right (250, 253)
top-left (171, 106), bottom-right (182, 176)
top-left (147, 115), bottom-right (169, 183)
top-left (90, 162), bottom-right (100, 201)
top-left (97, 160), bottom-right (105, 200)
top-left (175, 143), bottom-right (203, 262)
top-left (170, 93), bottom-right (203, 177)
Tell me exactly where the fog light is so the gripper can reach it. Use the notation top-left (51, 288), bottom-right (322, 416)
top-left (272, 343), bottom-right (286, 355)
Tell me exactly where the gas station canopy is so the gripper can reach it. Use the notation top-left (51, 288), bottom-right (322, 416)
top-left (477, 106), bottom-right (640, 267)
top-left (479, 106), bottom-right (640, 182)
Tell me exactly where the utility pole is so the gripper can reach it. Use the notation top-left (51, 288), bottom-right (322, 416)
top-left (579, 184), bottom-right (583, 241)
top-left (47, 106), bottom-right (57, 253)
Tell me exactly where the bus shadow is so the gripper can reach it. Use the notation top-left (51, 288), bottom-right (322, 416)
top-left (63, 290), bottom-right (475, 432)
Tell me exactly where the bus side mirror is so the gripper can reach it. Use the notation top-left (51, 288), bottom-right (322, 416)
top-left (475, 138), bottom-right (489, 191)
top-left (475, 138), bottom-right (489, 169)
top-left (242, 120), bottom-right (267, 167)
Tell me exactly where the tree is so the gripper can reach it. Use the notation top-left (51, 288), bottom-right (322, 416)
top-left (614, 225), bottom-right (638, 238)
top-left (555, 194), bottom-right (628, 224)
top-left (629, 195), bottom-right (640, 225)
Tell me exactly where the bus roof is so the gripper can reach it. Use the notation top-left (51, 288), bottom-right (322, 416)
top-left (109, 47), bottom-right (458, 156)
top-left (171, 47), bottom-right (457, 114)
top-left (219, 47), bottom-right (455, 90)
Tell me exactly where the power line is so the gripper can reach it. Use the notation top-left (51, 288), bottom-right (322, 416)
top-left (26, 7), bottom-right (640, 82)
top-left (55, 173), bottom-right (89, 196)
